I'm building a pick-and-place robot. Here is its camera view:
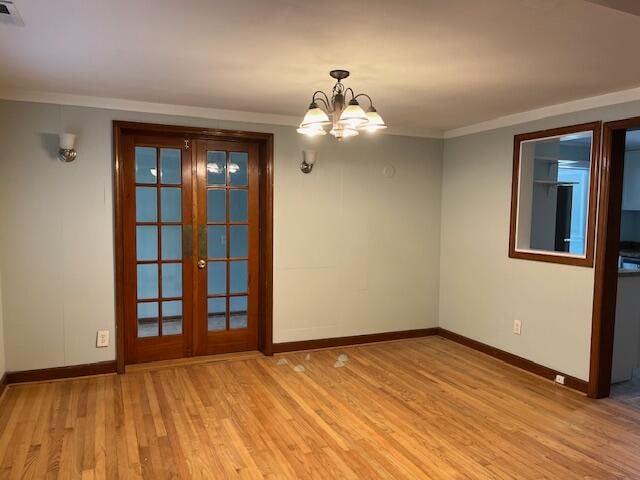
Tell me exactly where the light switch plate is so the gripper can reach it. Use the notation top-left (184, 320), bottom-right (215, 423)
top-left (96, 330), bottom-right (109, 348)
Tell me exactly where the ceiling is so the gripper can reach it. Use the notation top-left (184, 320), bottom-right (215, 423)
top-left (1, 0), bottom-right (640, 136)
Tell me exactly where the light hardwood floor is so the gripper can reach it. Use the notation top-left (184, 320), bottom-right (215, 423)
top-left (1, 337), bottom-right (640, 479)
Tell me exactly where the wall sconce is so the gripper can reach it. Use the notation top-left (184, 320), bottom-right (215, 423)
top-left (58, 133), bottom-right (77, 162)
top-left (301, 150), bottom-right (317, 174)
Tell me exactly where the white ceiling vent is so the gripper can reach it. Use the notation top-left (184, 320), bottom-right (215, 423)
top-left (0, 1), bottom-right (24, 27)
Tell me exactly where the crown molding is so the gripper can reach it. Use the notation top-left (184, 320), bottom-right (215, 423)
top-left (0, 88), bottom-right (443, 139)
top-left (0, 88), bottom-right (301, 127)
top-left (7, 85), bottom-right (638, 141)
top-left (444, 86), bottom-right (640, 139)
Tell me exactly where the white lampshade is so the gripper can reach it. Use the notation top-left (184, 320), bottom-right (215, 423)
top-left (59, 133), bottom-right (76, 150)
top-left (297, 123), bottom-right (327, 137)
top-left (301, 103), bottom-right (330, 127)
top-left (338, 100), bottom-right (368, 127)
top-left (359, 107), bottom-right (387, 133)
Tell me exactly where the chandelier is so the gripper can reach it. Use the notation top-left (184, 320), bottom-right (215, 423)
top-left (297, 70), bottom-right (387, 140)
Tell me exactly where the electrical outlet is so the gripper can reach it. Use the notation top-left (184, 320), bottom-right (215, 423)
top-left (555, 374), bottom-right (565, 385)
top-left (96, 330), bottom-right (109, 348)
top-left (513, 319), bottom-right (522, 335)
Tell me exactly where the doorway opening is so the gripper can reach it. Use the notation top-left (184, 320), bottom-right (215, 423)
top-left (113, 121), bottom-right (273, 372)
top-left (590, 117), bottom-right (640, 398)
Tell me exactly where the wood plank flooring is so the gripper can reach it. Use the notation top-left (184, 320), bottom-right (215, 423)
top-left (1, 336), bottom-right (640, 479)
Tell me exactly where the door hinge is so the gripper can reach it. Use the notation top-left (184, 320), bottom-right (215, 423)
top-left (184, 139), bottom-right (190, 150)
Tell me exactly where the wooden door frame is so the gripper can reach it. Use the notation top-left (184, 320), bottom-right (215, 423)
top-left (113, 121), bottom-right (274, 373)
top-left (589, 116), bottom-right (640, 398)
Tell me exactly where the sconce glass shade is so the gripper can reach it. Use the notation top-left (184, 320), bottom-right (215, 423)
top-left (301, 103), bottom-right (331, 127)
top-left (303, 150), bottom-right (317, 165)
top-left (59, 133), bottom-right (76, 150)
top-left (297, 123), bottom-right (327, 137)
top-left (58, 132), bottom-right (77, 162)
top-left (338, 99), bottom-right (368, 127)
top-left (359, 107), bottom-right (387, 133)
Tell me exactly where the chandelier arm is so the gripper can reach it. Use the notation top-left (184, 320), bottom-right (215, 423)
top-left (311, 91), bottom-right (331, 111)
top-left (354, 93), bottom-right (374, 109)
top-left (344, 87), bottom-right (356, 102)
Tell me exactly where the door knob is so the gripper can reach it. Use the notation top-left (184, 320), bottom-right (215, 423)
top-left (197, 259), bottom-right (206, 269)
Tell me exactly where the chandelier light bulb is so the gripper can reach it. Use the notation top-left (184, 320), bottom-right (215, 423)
top-left (330, 126), bottom-right (359, 140)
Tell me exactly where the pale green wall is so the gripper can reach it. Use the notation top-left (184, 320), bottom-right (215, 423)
top-left (0, 100), bottom-right (443, 372)
top-left (440, 99), bottom-right (640, 381)
top-left (5, 94), bottom-right (640, 379)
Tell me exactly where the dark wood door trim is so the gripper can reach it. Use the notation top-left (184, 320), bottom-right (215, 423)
top-left (588, 117), bottom-right (640, 398)
top-left (113, 121), bottom-right (274, 372)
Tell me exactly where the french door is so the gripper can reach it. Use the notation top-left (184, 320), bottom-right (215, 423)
top-left (120, 131), bottom-right (260, 364)
top-left (193, 140), bottom-right (259, 356)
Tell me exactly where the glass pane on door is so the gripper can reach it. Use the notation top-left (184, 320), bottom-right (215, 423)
top-left (161, 188), bottom-right (182, 222)
top-left (229, 296), bottom-right (248, 329)
top-left (207, 190), bottom-right (226, 222)
top-left (207, 262), bottom-right (226, 295)
top-left (229, 190), bottom-right (248, 222)
top-left (136, 226), bottom-right (157, 261)
top-left (135, 147), bottom-right (157, 184)
top-left (136, 187), bottom-right (157, 222)
top-left (207, 151), bottom-right (226, 185)
top-left (208, 297), bottom-right (226, 331)
top-left (229, 152), bottom-right (248, 186)
top-left (162, 300), bottom-right (183, 335)
top-left (229, 226), bottom-right (248, 258)
top-left (138, 302), bottom-right (158, 338)
top-left (161, 226), bottom-right (181, 260)
top-left (207, 226), bottom-right (226, 259)
top-left (160, 149), bottom-right (181, 184)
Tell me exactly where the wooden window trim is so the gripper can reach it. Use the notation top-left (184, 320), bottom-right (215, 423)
top-left (508, 121), bottom-right (601, 267)
top-left (113, 121), bottom-right (274, 373)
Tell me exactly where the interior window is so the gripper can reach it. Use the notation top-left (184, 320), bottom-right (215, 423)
top-left (509, 122), bottom-right (600, 266)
